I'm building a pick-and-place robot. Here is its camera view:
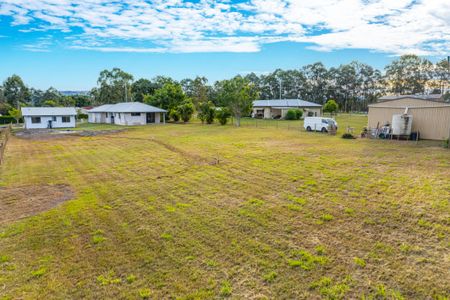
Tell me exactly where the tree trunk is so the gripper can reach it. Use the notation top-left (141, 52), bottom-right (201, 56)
top-left (235, 116), bottom-right (240, 127)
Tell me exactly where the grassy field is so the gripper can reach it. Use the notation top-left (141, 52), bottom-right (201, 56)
top-left (0, 115), bottom-right (449, 299)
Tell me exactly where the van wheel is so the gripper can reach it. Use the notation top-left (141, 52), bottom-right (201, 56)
top-left (321, 127), bottom-right (327, 133)
top-left (306, 126), bottom-right (312, 131)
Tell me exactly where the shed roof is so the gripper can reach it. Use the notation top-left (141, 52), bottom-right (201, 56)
top-left (253, 99), bottom-right (322, 108)
top-left (89, 102), bottom-right (166, 113)
top-left (377, 94), bottom-right (444, 103)
top-left (21, 107), bottom-right (77, 116)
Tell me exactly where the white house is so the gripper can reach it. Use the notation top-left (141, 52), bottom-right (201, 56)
top-left (21, 107), bottom-right (77, 129)
top-left (88, 102), bottom-right (167, 126)
top-left (252, 99), bottom-right (323, 119)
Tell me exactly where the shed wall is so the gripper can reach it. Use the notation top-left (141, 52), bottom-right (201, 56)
top-left (368, 104), bottom-right (450, 140)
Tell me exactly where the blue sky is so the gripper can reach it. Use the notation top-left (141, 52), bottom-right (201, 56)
top-left (1, 0), bottom-right (449, 90)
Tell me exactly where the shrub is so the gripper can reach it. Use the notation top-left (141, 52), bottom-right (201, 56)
top-left (169, 109), bottom-right (180, 122)
top-left (0, 116), bottom-right (20, 124)
top-left (215, 108), bottom-right (231, 125)
top-left (77, 113), bottom-right (88, 120)
top-left (342, 133), bottom-right (355, 139)
top-left (198, 101), bottom-right (215, 124)
top-left (177, 99), bottom-right (194, 122)
top-left (285, 109), bottom-right (302, 120)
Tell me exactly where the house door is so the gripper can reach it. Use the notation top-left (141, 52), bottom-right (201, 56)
top-left (47, 120), bottom-right (53, 129)
top-left (111, 115), bottom-right (114, 124)
top-left (146, 113), bottom-right (155, 123)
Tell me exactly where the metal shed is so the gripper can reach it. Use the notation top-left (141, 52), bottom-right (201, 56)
top-left (368, 95), bottom-right (450, 140)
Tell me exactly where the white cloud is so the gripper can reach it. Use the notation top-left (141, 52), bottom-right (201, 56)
top-left (0, 0), bottom-right (448, 55)
top-left (22, 34), bottom-right (53, 52)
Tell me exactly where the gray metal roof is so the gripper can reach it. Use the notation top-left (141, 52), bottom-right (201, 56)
top-left (89, 102), bottom-right (166, 113)
top-left (378, 94), bottom-right (444, 102)
top-left (21, 107), bottom-right (77, 116)
top-left (253, 99), bottom-right (322, 108)
top-left (88, 104), bottom-right (116, 113)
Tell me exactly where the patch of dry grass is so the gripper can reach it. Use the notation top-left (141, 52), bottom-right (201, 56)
top-left (0, 115), bottom-right (448, 299)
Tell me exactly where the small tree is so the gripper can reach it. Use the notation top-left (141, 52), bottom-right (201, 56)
top-left (216, 76), bottom-right (258, 127)
top-left (169, 109), bottom-right (180, 122)
top-left (198, 101), bottom-right (215, 124)
top-left (177, 99), bottom-right (194, 123)
top-left (216, 108), bottom-right (231, 125)
top-left (8, 108), bottom-right (21, 124)
top-left (323, 99), bottom-right (338, 116)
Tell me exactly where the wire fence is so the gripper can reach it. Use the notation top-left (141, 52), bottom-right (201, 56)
top-left (0, 124), bottom-right (12, 165)
top-left (227, 117), bottom-right (304, 131)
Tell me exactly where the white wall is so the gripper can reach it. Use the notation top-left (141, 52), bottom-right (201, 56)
top-left (24, 115), bottom-right (76, 129)
top-left (88, 112), bottom-right (164, 125)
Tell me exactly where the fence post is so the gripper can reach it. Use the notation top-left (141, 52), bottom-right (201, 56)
top-left (0, 125), bottom-right (11, 165)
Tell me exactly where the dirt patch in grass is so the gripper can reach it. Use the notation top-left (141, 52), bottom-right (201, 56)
top-left (0, 184), bottom-right (74, 224)
top-left (150, 137), bottom-right (207, 162)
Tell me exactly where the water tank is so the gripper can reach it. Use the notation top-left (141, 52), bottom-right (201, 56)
top-left (392, 114), bottom-right (413, 136)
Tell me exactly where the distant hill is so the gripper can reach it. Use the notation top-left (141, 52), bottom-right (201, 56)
top-left (59, 91), bottom-right (89, 96)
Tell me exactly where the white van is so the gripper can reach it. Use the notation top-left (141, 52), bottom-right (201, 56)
top-left (304, 117), bottom-right (338, 133)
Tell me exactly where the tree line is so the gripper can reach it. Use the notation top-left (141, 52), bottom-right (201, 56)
top-left (1, 54), bottom-right (449, 124)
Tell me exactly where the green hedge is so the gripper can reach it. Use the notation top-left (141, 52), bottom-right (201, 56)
top-left (77, 113), bottom-right (88, 120)
top-left (0, 116), bottom-right (22, 124)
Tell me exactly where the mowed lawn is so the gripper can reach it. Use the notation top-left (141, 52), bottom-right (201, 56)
top-left (0, 115), bottom-right (449, 299)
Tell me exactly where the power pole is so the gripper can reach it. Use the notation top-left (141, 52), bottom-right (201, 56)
top-left (279, 78), bottom-right (282, 100)
top-left (124, 82), bottom-right (128, 102)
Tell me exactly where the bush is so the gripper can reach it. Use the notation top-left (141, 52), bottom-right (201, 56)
top-left (77, 113), bottom-right (88, 120)
top-left (285, 109), bottom-right (302, 120)
top-left (342, 133), bottom-right (355, 139)
top-left (176, 99), bottom-right (194, 122)
top-left (198, 101), bottom-right (215, 124)
top-left (216, 108), bottom-right (231, 125)
top-left (169, 109), bottom-right (180, 122)
top-left (285, 109), bottom-right (296, 120)
top-left (0, 116), bottom-right (19, 124)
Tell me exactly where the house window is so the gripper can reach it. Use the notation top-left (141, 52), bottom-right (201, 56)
top-left (31, 117), bottom-right (41, 124)
top-left (52, 116), bottom-right (57, 121)
top-left (62, 116), bottom-right (71, 123)
top-left (131, 112), bottom-right (141, 116)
